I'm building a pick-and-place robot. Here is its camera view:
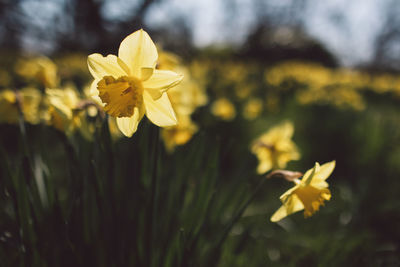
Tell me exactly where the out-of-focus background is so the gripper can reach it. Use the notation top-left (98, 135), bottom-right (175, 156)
top-left (1, 0), bottom-right (400, 266)
top-left (4, 0), bottom-right (400, 69)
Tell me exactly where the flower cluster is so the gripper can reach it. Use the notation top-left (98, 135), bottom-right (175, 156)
top-left (0, 29), bottom-right (339, 225)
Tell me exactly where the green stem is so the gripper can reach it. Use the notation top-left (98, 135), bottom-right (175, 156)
top-left (209, 176), bottom-right (267, 263)
top-left (146, 126), bottom-right (160, 266)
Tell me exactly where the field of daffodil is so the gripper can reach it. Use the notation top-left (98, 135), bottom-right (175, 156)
top-left (1, 30), bottom-right (400, 266)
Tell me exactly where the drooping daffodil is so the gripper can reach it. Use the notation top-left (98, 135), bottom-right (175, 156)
top-left (87, 29), bottom-right (183, 137)
top-left (270, 160), bottom-right (335, 222)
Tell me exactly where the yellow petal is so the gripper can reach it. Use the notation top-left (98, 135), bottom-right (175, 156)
top-left (270, 205), bottom-right (288, 222)
top-left (143, 91), bottom-right (177, 127)
top-left (302, 162), bottom-right (319, 186)
top-left (141, 67), bottom-right (154, 81)
top-left (89, 79), bottom-right (103, 105)
top-left (118, 29), bottom-right (158, 77)
top-left (255, 150), bottom-right (273, 174)
top-left (143, 69), bottom-right (183, 98)
top-left (271, 195), bottom-right (304, 222)
top-left (279, 184), bottom-right (300, 203)
top-left (144, 71), bottom-right (183, 100)
top-left (116, 106), bottom-right (145, 137)
top-left (314, 160), bottom-right (336, 181)
top-left (87, 53), bottom-right (129, 79)
top-left (311, 180), bottom-right (329, 189)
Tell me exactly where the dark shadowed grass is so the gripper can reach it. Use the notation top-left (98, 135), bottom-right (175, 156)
top-left (0, 116), bottom-right (271, 267)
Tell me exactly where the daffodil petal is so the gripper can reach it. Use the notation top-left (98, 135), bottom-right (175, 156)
top-left (311, 180), bottom-right (329, 188)
top-left (87, 53), bottom-right (129, 79)
top-left (281, 121), bottom-right (294, 139)
top-left (270, 205), bottom-right (288, 222)
top-left (303, 162), bottom-right (319, 186)
top-left (143, 69), bottom-right (183, 90)
top-left (143, 70), bottom-right (183, 100)
top-left (271, 195), bottom-right (304, 222)
top-left (280, 184), bottom-right (300, 203)
top-left (144, 91), bottom-right (177, 127)
top-left (118, 29), bottom-right (158, 77)
top-left (89, 80), bottom-right (104, 106)
top-left (256, 152), bottom-right (273, 174)
top-left (116, 106), bottom-right (144, 137)
top-left (314, 160), bottom-right (336, 181)
top-left (141, 67), bottom-right (154, 81)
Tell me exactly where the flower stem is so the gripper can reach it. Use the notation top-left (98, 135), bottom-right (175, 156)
top-left (146, 125), bottom-right (160, 266)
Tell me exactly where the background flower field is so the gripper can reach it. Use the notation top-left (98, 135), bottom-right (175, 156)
top-left (1, 0), bottom-right (400, 266)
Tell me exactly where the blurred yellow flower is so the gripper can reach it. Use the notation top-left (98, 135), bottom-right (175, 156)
top-left (161, 115), bottom-right (198, 152)
top-left (45, 85), bottom-right (86, 135)
top-left (0, 89), bottom-right (19, 124)
top-left (156, 50), bottom-right (208, 151)
top-left (15, 56), bottom-right (59, 88)
top-left (157, 50), bottom-right (208, 117)
top-left (211, 98), bottom-right (236, 121)
top-left (242, 98), bottom-right (263, 120)
top-left (251, 121), bottom-right (300, 174)
top-left (0, 88), bottom-right (42, 125)
top-left (87, 29), bottom-right (183, 137)
top-left (20, 88), bottom-right (43, 124)
top-left (271, 161), bottom-right (335, 222)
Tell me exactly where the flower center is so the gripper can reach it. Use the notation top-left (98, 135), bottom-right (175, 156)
top-left (294, 185), bottom-right (331, 218)
top-left (97, 75), bottom-right (144, 118)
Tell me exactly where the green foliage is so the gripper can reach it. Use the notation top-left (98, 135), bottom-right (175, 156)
top-left (1, 52), bottom-right (400, 266)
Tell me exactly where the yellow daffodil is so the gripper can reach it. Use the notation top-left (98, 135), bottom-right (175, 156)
top-left (271, 161), bottom-right (335, 222)
top-left (211, 98), bottom-right (236, 121)
top-left (161, 115), bottom-right (198, 152)
top-left (242, 98), bottom-right (263, 120)
top-left (156, 49), bottom-right (207, 151)
top-left (157, 50), bottom-right (208, 117)
top-left (0, 88), bottom-right (42, 125)
top-left (20, 88), bottom-right (43, 125)
top-left (0, 89), bottom-right (19, 124)
top-left (15, 56), bottom-right (59, 88)
top-left (251, 121), bottom-right (300, 174)
top-left (87, 29), bottom-right (183, 137)
top-left (45, 85), bottom-right (85, 135)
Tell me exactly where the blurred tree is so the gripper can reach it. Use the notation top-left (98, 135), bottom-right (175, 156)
top-left (0, 0), bottom-right (23, 50)
top-left (0, 0), bottom-right (163, 54)
top-left (371, 0), bottom-right (400, 71)
top-left (57, 0), bottom-right (106, 52)
top-left (57, 0), bottom-right (161, 53)
top-left (241, 24), bottom-right (337, 66)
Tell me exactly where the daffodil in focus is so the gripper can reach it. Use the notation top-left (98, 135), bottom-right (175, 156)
top-left (211, 98), bottom-right (236, 121)
top-left (271, 161), bottom-right (335, 222)
top-left (251, 121), bottom-right (300, 174)
top-left (87, 29), bottom-right (183, 137)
